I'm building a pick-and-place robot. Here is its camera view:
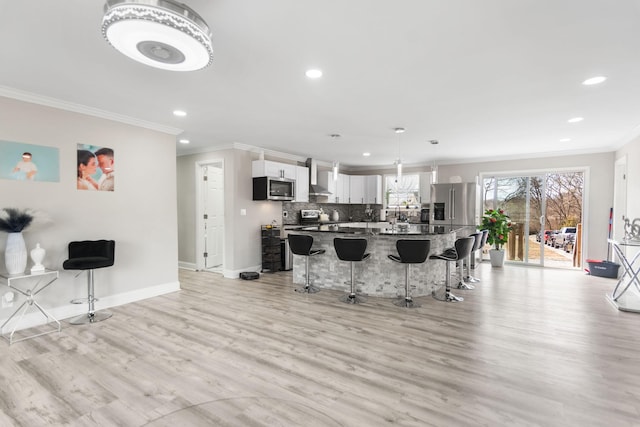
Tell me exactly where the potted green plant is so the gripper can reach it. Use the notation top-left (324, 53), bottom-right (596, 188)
top-left (478, 208), bottom-right (513, 267)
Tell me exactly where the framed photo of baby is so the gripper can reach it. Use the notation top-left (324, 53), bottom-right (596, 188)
top-left (0, 140), bottom-right (60, 182)
top-left (77, 143), bottom-right (114, 191)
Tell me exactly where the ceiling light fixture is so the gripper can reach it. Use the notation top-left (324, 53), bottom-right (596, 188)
top-left (179, 138), bottom-right (190, 144)
top-left (568, 117), bottom-right (584, 123)
top-left (173, 109), bottom-right (187, 117)
top-left (363, 152), bottom-right (371, 157)
top-left (583, 76), bottom-right (607, 86)
top-left (306, 69), bottom-right (323, 78)
top-left (559, 138), bottom-right (571, 142)
top-left (102, 0), bottom-right (214, 72)
top-left (429, 139), bottom-right (439, 145)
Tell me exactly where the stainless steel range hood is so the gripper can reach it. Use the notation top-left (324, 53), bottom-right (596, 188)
top-left (306, 158), bottom-right (332, 196)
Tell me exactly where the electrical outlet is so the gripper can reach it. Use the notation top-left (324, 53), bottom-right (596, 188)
top-left (2, 291), bottom-right (14, 308)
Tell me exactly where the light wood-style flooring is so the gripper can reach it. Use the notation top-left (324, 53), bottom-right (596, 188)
top-left (1, 264), bottom-right (639, 426)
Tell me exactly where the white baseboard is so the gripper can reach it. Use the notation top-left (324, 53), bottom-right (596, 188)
top-left (178, 261), bottom-right (197, 270)
top-left (0, 281), bottom-right (181, 334)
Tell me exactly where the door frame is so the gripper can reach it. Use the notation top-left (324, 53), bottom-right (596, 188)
top-left (195, 158), bottom-right (225, 272)
top-left (479, 166), bottom-right (588, 268)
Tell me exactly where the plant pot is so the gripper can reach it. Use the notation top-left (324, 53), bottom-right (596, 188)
top-left (489, 249), bottom-right (505, 267)
top-left (5, 232), bottom-right (27, 275)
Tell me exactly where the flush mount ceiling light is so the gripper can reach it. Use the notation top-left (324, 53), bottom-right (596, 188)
top-left (568, 117), bottom-right (584, 123)
top-left (102, 0), bottom-right (213, 71)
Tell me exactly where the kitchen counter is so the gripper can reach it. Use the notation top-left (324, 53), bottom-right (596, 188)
top-left (287, 222), bottom-right (446, 235)
top-left (290, 227), bottom-right (467, 298)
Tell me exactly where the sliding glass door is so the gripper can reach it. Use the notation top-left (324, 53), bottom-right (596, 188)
top-left (481, 171), bottom-right (583, 268)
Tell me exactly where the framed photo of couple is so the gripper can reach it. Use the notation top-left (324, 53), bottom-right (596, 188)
top-left (77, 143), bottom-right (114, 191)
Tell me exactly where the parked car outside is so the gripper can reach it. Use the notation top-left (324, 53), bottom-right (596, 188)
top-left (536, 229), bottom-right (553, 243)
top-left (554, 226), bottom-right (577, 249)
top-left (547, 230), bottom-right (560, 246)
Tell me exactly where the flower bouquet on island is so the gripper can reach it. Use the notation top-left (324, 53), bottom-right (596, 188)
top-left (478, 208), bottom-right (513, 267)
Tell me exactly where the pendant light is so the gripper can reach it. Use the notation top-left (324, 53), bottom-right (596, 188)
top-left (330, 134), bottom-right (341, 181)
top-left (429, 139), bottom-right (439, 183)
top-left (102, 0), bottom-right (214, 71)
top-left (394, 127), bottom-right (405, 182)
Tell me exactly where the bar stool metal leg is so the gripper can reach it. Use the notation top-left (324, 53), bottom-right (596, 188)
top-left (70, 269), bottom-right (112, 324)
top-left (340, 261), bottom-right (367, 304)
top-left (295, 256), bottom-right (320, 293)
top-left (457, 259), bottom-right (475, 290)
top-left (432, 261), bottom-right (463, 302)
top-left (394, 264), bottom-right (420, 308)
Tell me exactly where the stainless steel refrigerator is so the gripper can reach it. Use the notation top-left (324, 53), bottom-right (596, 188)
top-left (430, 182), bottom-right (480, 230)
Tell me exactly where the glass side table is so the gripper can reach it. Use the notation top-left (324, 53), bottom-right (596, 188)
top-left (0, 270), bottom-right (61, 345)
top-left (607, 239), bottom-right (640, 313)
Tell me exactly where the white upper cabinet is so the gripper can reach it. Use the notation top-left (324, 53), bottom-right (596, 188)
top-left (252, 160), bottom-right (297, 179)
top-left (295, 165), bottom-right (309, 202)
top-left (364, 175), bottom-right (382, 204)
top-left (349, 175), bottom-right (366, 204)
top-left (318, 171), bottom-right (349, 203)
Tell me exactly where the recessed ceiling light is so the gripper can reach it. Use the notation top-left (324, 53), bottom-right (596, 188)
top-left (582, 76), bottom-right (607, 86)
top-left (429, 139), bottom-right (439, 145)
top-left (363, 152), bottom-right (371, 157)
top-left (559, 138), bottom-right (571, 142)
top-left (173, 110), bottom-right (187, 117)
top-left (567, 117), bottom-right (584, 123)
top-left (329, 134), bottom-right (341, 139)
top-left (306, 69), bottom-right (322, 78)
top-left (394, 127), bottom-right (405, 133)
top-left (179, 138), bottom-right (190, 144)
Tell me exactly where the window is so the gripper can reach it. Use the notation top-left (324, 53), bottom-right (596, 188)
top-left (385, 174), bottom-right (420, 208)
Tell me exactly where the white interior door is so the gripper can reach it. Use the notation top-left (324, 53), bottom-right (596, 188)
top-left (203, 164), bottom-right (224, 269)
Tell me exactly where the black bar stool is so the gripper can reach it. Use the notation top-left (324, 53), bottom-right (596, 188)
top-left (288, 234), bottom-right (325, 293)
top-left (388, 239), bottom-right (430, 308)
top-left (334, 237), bottom-right (370, 304)
top-left (429, 236), bottom-right (474, 302)
top-left (63, 240), bottom-right (115, 324)
top-left (461, 232), bottom-right (483, 288)
top-left (465, 230), bottom-right (487, 283)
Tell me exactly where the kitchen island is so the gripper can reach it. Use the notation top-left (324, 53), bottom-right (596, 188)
top-left (289, 223), bottom-right (473, 298)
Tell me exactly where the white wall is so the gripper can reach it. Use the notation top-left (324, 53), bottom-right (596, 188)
top-left (616, 136), bottom-right (640, 220)
top-left (0, 96), bottom-right (180, 328)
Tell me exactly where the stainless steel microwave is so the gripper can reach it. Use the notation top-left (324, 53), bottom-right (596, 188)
top-left (253, 176), bottom-right (295, 201)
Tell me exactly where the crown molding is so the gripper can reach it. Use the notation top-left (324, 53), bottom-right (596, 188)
top-left (0, 85), bottom-right (183, 135)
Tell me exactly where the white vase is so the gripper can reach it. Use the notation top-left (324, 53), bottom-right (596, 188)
top-left (5, 232), bottom-right (27, 275)
top-left (331, 210), bottom-right (339, 221)
top-left (30, 243), bottom-right (46, 274)
top-left (489, 249), bottom-right (505, 267)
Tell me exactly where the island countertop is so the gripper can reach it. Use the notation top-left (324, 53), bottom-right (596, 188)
top-left (289, 227), bottom-right (463, 298)
top-left (287, 222), bottom-right (468, 235)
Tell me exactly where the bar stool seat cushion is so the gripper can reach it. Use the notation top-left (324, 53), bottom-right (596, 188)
top-left (388, 239), bottom-right (430, 264)
top-left (288, 234), bottom-right (326, 257)
top-left (63, 256), bottom-right (113, 270)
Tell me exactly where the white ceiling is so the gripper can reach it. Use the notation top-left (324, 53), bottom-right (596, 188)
top-left (2, 0), bottom-right (640, 168)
